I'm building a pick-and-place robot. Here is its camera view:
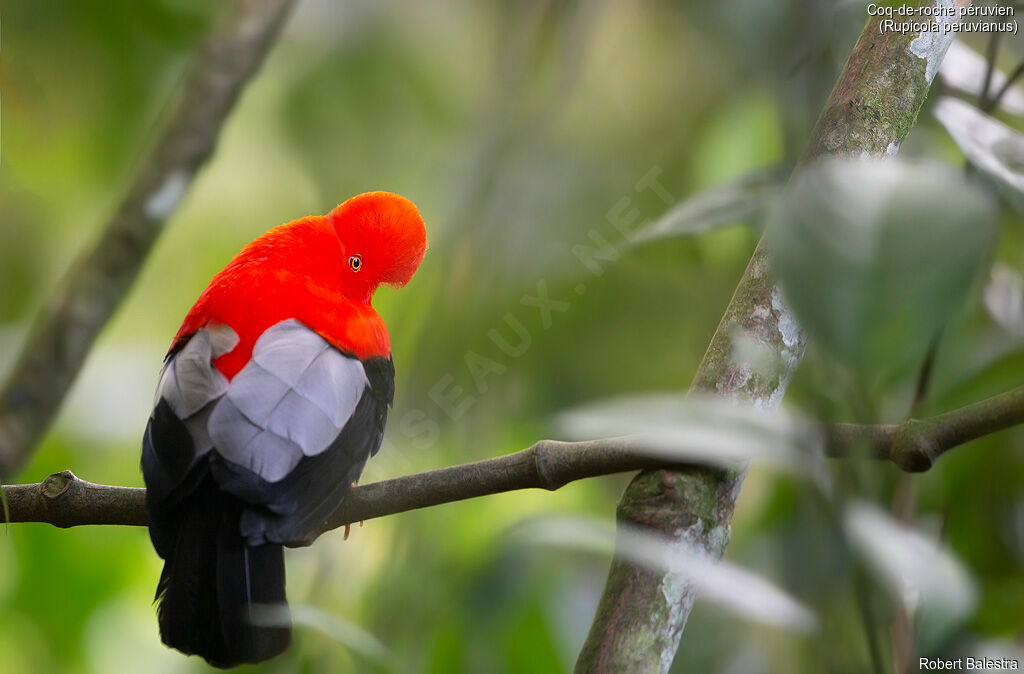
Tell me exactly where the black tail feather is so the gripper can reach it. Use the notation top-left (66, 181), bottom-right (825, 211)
top-left (216, 529), bottom-right (290, 664)
top-left (155, 478), bottom-right (291, 668)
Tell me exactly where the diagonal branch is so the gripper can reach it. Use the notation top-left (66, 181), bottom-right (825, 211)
top-left (5, 384), bottom-right (1022, 530)
top-left (0, 0), bottom-right (296, 477)
top-left (576, 3), bottom-right (973, 672)
top-left (981, 55), bottom-right (1024, 114)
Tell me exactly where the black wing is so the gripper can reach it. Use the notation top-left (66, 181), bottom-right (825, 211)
top-left (213, 355), bottom-right (394, 546)
top-left (143, 319), bottom-right (394, 551)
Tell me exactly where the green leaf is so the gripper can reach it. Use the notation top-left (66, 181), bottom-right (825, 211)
top-left (556, 393), bottom-right (825, 481)
top-left (934, 96), bottom-right (1024, 213)
top-left (938, 41), bottom-right (1024, 118)
top-left (983, 263), bottom-right (1024, 337)
top-left (511, 516), bottom-right (818, 633)
top-left (844, 501), bottom-right (976, 649)
top-left (630, 166), bottom-right (782, 246)
top-left (766, 158), bottom-right (997, 380)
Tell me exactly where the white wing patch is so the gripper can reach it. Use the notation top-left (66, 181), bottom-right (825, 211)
top-left (208, 319), bottom-right (367, 483)
top-left (155, 324), bottom-right (238, 456)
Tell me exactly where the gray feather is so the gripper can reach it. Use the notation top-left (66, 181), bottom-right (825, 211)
top-left (252, 320), bottom-right (329, 386)
top-left (222, 362), bottom-right (292, 426)
top-left (294, 348), bottom-right (367, 427)
top-left (207, 319), bottom-right (367, 484)
top-left (264, 389), bottom-right (338, 451)
top-left (157, 325), bottom-right (235, 429)
top-left (206, 322), bottom-right (240, 358)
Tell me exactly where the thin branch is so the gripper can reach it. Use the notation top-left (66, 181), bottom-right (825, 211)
top-left (909, 331), bottom-right (942, 417)
top-left (325, 440), bottom-right (671, 532)
top-left (6, 385), bottom-right (1022, 530)
top-left (0, 0), bottom-right (296, 477)
top-left (982, 56), bottom-right (1024, 114)
top-left (829, 384), bottom-right (1024, 472)
top-left (979, 31), bottom-right (1001, 108)
top-left (4, 472), bottom-right (147, 528)
top-left (3, 441), bottom-right (674, 531)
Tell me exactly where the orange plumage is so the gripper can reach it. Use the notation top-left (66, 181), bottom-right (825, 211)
top-left (172, 191), bottom-right (427, 379)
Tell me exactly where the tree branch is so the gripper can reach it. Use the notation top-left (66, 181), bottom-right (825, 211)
top-left (6, 384), bottom-right (1021, 530)
top-left (3, 440), bottom-right (670, 530)
top-left (0, 0), bottom-right (296, 477)
top-left (828, 384), bottom-right (1024, 472)
top-left (981, 55), bottom-right (1024, 114)
top-left (4, 471), bottom-right (147, 528)
top-left (576, 3), bottom-right (972, 672)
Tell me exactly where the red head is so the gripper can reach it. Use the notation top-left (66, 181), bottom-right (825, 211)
top-left (327, 192), bottom-right (428, 304)
top-left (173, 191), bottom-right (425, 371)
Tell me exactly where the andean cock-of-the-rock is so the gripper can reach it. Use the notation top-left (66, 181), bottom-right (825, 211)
top-left (141, 192), bottom-right (427, 667)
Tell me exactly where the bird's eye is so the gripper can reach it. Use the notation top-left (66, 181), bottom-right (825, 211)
top-left (349, 254), bottom-right (362, 271)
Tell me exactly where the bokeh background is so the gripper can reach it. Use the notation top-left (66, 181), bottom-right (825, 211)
top-left (1, 1), bottom-right (1023, 672)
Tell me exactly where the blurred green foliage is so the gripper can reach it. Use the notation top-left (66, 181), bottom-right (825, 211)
top-left (767, 158), bottom-right (997, 390)
top-left (2, 1), bottom-right (1023, 672)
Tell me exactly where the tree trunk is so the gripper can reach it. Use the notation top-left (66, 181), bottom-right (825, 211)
top-left (575, 3), bottom-right (972, 671)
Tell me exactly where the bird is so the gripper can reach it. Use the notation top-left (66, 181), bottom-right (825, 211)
top-left (141, 191), bottom-right (427, 667)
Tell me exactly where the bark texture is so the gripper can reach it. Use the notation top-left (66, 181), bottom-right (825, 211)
top-left (575, 3), bottom-right (971, 671)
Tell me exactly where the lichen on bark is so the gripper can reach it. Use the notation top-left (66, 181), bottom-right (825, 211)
top-left (804, 0), bottom-right (967, 160)
top-left (575, 3), bottom-right (970, 672)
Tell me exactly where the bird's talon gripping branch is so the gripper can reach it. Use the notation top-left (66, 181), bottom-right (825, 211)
top-left (343, 524), bottom-right (352, 541)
